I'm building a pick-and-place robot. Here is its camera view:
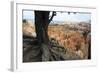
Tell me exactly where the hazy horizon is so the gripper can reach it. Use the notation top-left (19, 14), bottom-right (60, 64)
top-left (23, 10), bottom-right (91, 24)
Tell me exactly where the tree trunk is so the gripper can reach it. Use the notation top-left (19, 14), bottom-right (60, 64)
top-left (34, 11), bottom-right (51, 61)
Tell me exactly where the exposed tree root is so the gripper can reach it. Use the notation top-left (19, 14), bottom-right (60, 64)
top-left (23, 36), bottom-right (81, 62)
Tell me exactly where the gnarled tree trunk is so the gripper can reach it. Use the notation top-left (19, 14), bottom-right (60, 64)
top-left (35, 11), bottom-right (51, 61)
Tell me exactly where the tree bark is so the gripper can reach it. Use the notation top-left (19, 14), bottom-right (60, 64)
top-left (34, 11), bottom-right (51, 61)
top-left (35, 11), bottom-right (50, 43)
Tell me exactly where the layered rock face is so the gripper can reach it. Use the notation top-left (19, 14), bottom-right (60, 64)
top-left (48, 23), bottom-right (91, 59)
top-left (23, 20), bottom-right (36, 37)
top-left (23, 20), bottom-right (91, 62)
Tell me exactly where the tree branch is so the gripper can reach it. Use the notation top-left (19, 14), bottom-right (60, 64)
top-left (49, 11), bottom-right (56, 24)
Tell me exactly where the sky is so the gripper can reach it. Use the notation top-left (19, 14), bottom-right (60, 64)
top-left (23, 10), bottom-right (91, 23)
